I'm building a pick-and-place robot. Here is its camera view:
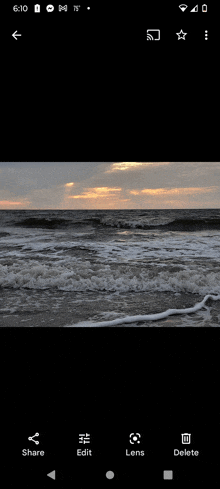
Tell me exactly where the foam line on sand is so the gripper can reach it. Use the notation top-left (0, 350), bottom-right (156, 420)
top-left (65, 294), bottom-right (220, 327)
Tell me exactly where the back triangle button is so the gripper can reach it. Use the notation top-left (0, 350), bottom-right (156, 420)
top-left (47, 470), bottom-right (56, 480)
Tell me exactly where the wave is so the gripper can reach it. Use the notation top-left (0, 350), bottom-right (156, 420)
top-left (14, 217), bottom-right (75, 229)
top-left (155, 218), bottom-right (220, 232)
top-left (13, 217), bottom-right (102, 229)
top-left (106, 218), bottom-right (220, 231)
top-left (1, 261), bottom-right (220, 295)
top-left (8, 216), bottom-right (220, 232)
top-left (65, 294), bottom-right (220, 327)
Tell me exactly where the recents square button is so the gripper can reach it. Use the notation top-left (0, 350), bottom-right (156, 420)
top-left (163, 470), bottom-right (173, 480)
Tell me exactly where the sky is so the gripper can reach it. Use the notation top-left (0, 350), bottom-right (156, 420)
top-left (0, 162), bottom-right (220, 209)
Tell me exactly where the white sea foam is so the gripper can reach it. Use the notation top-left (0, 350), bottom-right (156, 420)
top-left (65, 294), bottom-right (220, 326)
top-left (1, 227), bottom-right (220, 294)
top-left (0, 259), bottom-right (220, 295)
top-left (88, 235), bottom-right (220, 262)
top-left (1, 232), bottom-right (220, 261)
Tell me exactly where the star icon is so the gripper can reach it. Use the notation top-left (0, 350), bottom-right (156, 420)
top-left (176, 29), bottom-right (187, 40)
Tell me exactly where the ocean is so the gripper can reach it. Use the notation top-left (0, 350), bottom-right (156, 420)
top-left (0, 208), bottom-right (220, 327)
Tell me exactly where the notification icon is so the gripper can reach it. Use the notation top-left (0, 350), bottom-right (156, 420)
top-left (46, 4), bottom-right (54, 12)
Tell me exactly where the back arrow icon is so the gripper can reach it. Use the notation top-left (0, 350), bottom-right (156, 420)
top-left (12, 30), bottom-right (22, 40)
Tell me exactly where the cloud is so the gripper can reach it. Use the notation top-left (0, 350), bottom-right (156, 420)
top-left (69, 187), bottom-right (122, 199)
top-left (106, 162), bottom-right (171, 172)
top-left (0, 163), bottom-right (219, 209)
top-left (130, 187), bottom-right (218, 196)
top-left (0, 200), bottom-right (28, 208)
top-left (66, 186), bottom-right (126, 209)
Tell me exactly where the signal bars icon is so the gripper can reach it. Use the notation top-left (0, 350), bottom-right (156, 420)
top-left (191, 5), bottom-right (198, 12)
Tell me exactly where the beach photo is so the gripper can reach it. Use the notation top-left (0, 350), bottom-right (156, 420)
top-left (0, 162), bottom-right (220, 327)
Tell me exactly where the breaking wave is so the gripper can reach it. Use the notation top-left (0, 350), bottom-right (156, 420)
top-left (13, 217), bottom-right (101, 229)
top-left (1, 261), bottom-right (220, 295)
top-left (153, 218), bottom-right (220, 232)
top-left (11, 216), bottom-right (220, 232)
top-left (98, 217), bottom-right (220, 231)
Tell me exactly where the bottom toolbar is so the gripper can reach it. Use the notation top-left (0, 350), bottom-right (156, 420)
top-left (5, 427), bottom-right (220, 485)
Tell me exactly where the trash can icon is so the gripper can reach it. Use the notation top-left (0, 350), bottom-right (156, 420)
top-left (34, 4), bottom-right (40, 12)
top-left (181, 433), bottom-right (191, 444)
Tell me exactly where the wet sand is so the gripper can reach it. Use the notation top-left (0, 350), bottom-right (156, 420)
top-left (1, 290), bottom-right (220, 327)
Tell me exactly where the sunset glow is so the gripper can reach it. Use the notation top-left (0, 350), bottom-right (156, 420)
top-left (130, 187), bottom-right (218, 196)
top-left (0, 201), bottom-right (26, 207)
top-left (107, 162), bottom-right (170, 172)
top-left (107, 162), bottom-right (150, 171)
top-left (69, 187), bottom-right (122, 199)
top-left (0, 162), bottom-right (220, 209)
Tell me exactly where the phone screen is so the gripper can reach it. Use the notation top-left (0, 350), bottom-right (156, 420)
top-left (1, 1), bottom-right (219, 486)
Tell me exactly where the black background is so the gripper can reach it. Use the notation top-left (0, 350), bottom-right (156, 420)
top-left (4, 1), bottom-right (217, 162)
top-left (1, 1), bottom-right (219, 486)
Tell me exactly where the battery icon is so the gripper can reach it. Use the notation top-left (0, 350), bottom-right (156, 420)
top-left (34, 4), bottom-right (41, 12)
top-left (202, 4), bottom-right (207, 12)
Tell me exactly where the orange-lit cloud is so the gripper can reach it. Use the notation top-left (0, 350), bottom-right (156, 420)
top-left (66, 186), bottom-right (127, 209)
top-left (0, 200), bottom-right (27, 208)
top-left (65, 182), bottom-right (74, 187)
top-left (69, 187), bottom-right (122, 199)
top-left (130, 187), bottom-right (218, 196)
top-left (106, 162), bottom-right (170, 172)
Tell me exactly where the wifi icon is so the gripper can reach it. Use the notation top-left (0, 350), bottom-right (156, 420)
top-left (147, 34), bottom-right (154, 40)
top-left (179, 4), bottom-right (188, 11)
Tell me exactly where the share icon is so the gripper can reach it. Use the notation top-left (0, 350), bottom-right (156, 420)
top-left (28, 432), bottom-right (40, 445)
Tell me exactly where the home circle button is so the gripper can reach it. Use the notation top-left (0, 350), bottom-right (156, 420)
top-left (106, 471), bottom-right (114, 479)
